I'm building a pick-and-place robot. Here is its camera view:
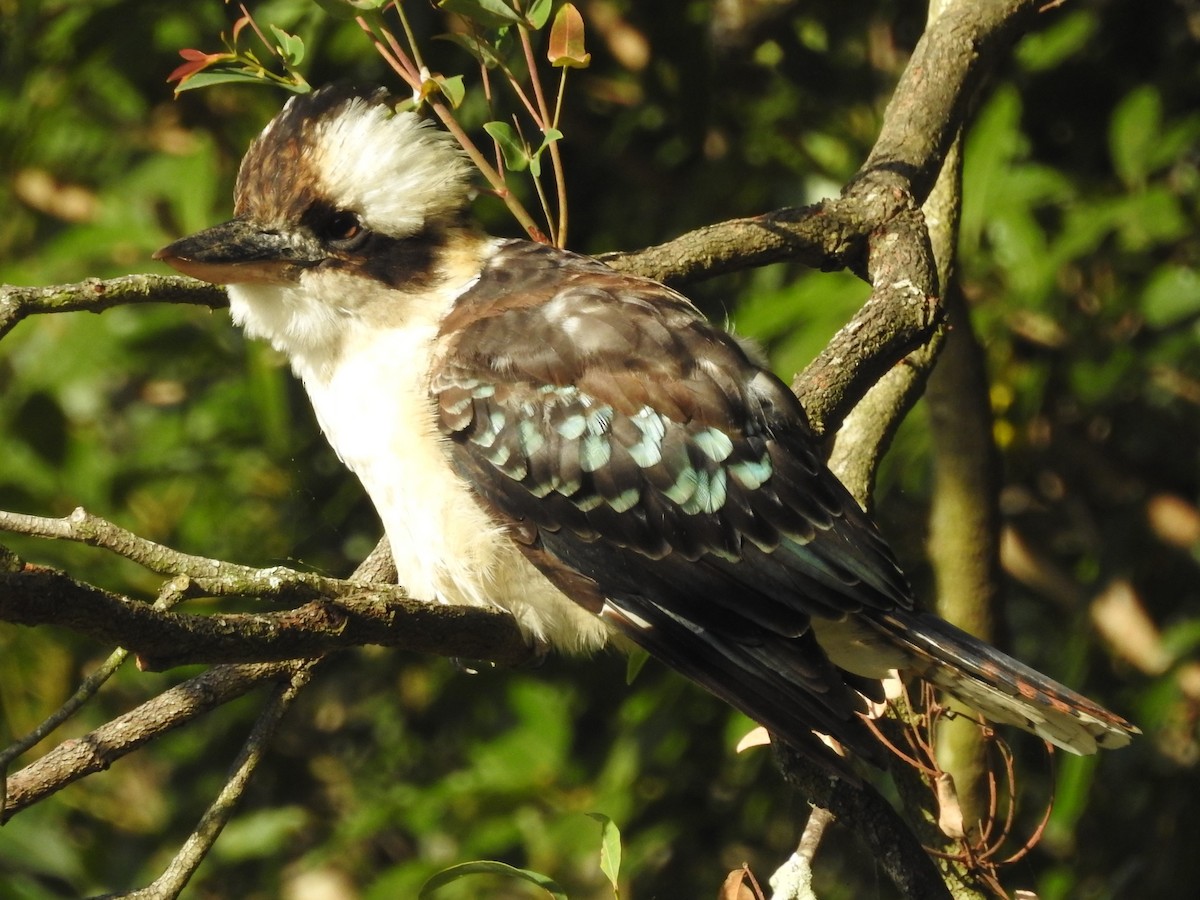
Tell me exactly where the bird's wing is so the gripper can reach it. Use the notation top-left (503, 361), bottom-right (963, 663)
top-left (430, 241), bottom-right (912, 766)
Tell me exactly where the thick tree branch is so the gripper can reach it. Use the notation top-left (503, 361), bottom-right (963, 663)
top-left (860, 0), bottom-right (1042, 202)
top-left (926, 158), bottom-right (1001, 855)
top-left (773, 743), bottom-right (953, 900)
top-left (0, 564), bottom-right (532, 671)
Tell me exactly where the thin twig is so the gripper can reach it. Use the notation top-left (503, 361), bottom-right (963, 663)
top-left (0, 576), bottom-right (196, 819)
top-left (1, 662), bottom-right (295, 821)
top-left (92, 660), bottom-right (321, 900)
top-left (516, 21), bottom-right (568, 245)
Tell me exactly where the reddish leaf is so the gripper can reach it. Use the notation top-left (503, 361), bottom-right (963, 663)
top-left (547, 3), bottom-right (590, 69)
top-left (718, 867), bottom-right (759, 900)
top-left (231, 13), bottom-right (252, 43)
top-left (166, 49), bottom-right (231, 84)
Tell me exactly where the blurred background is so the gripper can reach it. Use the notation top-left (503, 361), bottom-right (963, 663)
top-left (1, 1), bottom-right (1197, 897)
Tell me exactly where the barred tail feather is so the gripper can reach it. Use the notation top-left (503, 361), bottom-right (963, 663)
top-left (877, 610), bottom-right (1139, 754)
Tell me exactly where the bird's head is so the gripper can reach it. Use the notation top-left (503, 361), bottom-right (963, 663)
top-left (155, 85), bottom-right (481, 367)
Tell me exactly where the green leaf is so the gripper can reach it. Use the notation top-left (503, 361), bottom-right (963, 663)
top-left (1109, 85), bottom-right (1162, 188)
top-left (312, 0), bottom-right (362, 19)
top-left (268, 25), bottom-right (305, 67)
top-left (1045, 752), bottom-right (1099, 849)
top-left (432, 74), bottom-right (466, 108)
top-left (438, 0), bottom-right (523, 29)
top-left (526, 0), bottom-right (554, 29)
top-left (311, 0), bottom-right (393, 19)
top-left (586, 813), bottom-right (622, 895)
top-left (438, 32), bottom-right (505, 69)
top-left (548, 3), bottom-right (591, 68)
top-left (528, 127), bottom-right (563, 179)
top-left (173, 70), bottom-right (275, 92)
top-left (1113, 186), bottom-right (1188, 252)
top-left (1015, 10), bottom-right (1096, 72)
top-left (624, 648), bottom-right (649, 685)
top-left (1141, 265), bottom-right (1200, 328)
top-left (211, 806), bottom-right (309, 863)
top-left (419, 861), bottom-right (568, 899)
top-left (484, 120), bottom-right (529, 171)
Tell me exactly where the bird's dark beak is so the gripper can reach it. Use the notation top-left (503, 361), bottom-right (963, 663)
top-left (154, 217), bottom-right (313, 286)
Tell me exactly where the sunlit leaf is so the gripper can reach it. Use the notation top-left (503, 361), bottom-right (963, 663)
top-left (528, 126), bottom-right (563, 178)
top-left (313, 0), bottom-right (388, 17)
top-left (1016, 10), bottom-right (1096, 72)
top-left (172, 70), bottom-right (274, 92)
top-left (1109, 85), bottom-right (1162, 188)
top-left (586, 813), bottom-right (622, 895)
top-left (438, 0), bottom-right (523, 29)
top-left (166, 48), bottom-right (233, 85)
top-left (526, 0), bottom-right (554, 29)
top-left (268, 25), bottom-right (305, 67)
top-left (432, 74), bottom-right (466, 108)
top-left (1141, 265), bottom-right (1200, 328)
top-left (484, 120), bottom-right (529, 171)
top-left (419, 860), bottom-right (568, 899)
top-left (548, 3), bottom-right (591, 68)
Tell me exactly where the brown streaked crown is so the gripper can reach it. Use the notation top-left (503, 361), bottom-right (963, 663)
top-left (233, 85), bottom-right (390, 226)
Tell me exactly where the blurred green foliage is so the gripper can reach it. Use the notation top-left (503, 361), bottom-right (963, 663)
top-left (1, 1), bottom-right (1198, 898)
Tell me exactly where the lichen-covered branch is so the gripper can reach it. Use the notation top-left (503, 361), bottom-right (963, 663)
top-left (0, 274), bottom-right (225, 341)
top-left (774, 742), bottom-right (954, 900)
top-left (0, 563), bottom-right (532, 672)
top-left (0, 507), bottom-right (369, 602)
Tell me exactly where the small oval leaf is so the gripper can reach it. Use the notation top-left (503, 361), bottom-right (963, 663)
top-left (526, 0), bottom-right (554, 29)
top-left (268, 25), bottom-right (305, 67)
top-left (433, 73), bottom-right (466, 108)
top-left (548, 3), bottom-right (591, 68)
top-left (484, 120), bottom-right (530, 171)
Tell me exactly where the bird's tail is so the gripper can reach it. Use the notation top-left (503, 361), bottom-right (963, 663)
top-left (872, 609), bottom-right (1138, 754)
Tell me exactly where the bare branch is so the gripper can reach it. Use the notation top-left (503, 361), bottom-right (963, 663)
top-left (0, 564), bottom-right (532, 671)
top-left (768, 806), bottom-right (836, 900)
top-left (794, 199), bottom-right (941, 438)
top-left (860, 0), bottom-right (1042, 201)
top-left (0, 644), bottom-right (130, 814)
top-left (93, 661), bottom-right (321, 900)
top-left (0, 507), bottom-right (349, 601)
top-left (773, 742), bottom-right (953, 900)
top-left (2, 662), bottom-right (293, 820)
top-left (0, 274), bottom-right (225, 341)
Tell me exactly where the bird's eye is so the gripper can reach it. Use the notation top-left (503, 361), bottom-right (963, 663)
top-left (321, 210), bottom-right (367, 248)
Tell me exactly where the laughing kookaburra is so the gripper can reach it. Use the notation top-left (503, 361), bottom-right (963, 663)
top-left (156, 84), bottom-right (1136, 770)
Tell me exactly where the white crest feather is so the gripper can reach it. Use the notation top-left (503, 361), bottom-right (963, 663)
top-left (312, 100), bottom-right (472, 237)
